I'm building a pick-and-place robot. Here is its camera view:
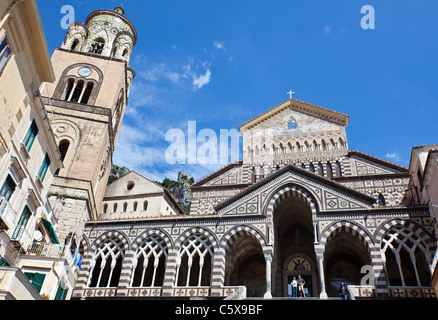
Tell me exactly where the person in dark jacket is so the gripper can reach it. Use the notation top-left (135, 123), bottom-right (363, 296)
top-left (339, 283), bottom-right (350, 300)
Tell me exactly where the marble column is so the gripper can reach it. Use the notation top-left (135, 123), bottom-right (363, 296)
top-left (264, 253), bottom-right (273, 299)
top-left (315, 245), bottom-right (328, 299)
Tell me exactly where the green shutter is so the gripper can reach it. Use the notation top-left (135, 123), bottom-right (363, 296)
top-left (37, 154), bottom-right (51, 182)
top-left (24, 272), bottom-right (46, 294)
top-left (23, 120), bottom-right (39, 151)
top-left (55, 282), bottom-right (68, 300)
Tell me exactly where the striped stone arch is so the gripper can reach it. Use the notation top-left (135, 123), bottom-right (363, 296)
top-left (264, 183), bottom-right (318, 219)
top-left (131, 228), bottom-right (174, 252)
top-left (89, 229), bottom-right (131, 253)
top-left (375, 218), bottom-right (436, 254)
top-left (175, 226), bottom-right (219, 251)
top-left (319, 220), bottom-right (374, 251)
top-left (220, 224), bottom-right (269, 253)
top-left (79, 233), bottom-right (91, 254)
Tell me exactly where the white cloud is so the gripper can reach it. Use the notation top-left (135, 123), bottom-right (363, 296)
top-left (214, 41), bottom-right (226, 50)
top-left (192, 69), bottom-right (212, 89)
top-left (323, 26), bottom-right (331, 34)
top-left (385, 152), bottom-right (401, 162)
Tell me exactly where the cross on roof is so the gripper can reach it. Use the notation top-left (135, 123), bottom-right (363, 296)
top-left (287, 90), bottom-right (295, 99)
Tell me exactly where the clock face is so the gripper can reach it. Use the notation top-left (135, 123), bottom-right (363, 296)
top-left (288, 257), bottom-right (311, 271)
top-left (78, 67), bottom-right (92, 77)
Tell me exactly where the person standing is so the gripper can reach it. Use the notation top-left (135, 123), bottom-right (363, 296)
top-left (339, 283), bottom-right (350, 300)
top-left (291, 277), bottom-right (298, 298)
top-left (297, 275), bottom-right (306, 298)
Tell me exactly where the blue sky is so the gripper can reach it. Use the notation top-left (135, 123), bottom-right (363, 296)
top-left (37, 0), bottom-right (438, 182)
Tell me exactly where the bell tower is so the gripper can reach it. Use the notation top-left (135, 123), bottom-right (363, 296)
top-left (41, 6), bottom-right (136, 245)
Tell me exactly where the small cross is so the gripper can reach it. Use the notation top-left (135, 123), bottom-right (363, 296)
top-left (287, 90), bottom-right (295, 99)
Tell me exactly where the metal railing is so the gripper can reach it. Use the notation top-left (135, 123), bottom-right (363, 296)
top-left (0, 197), bottom-right (17, 230)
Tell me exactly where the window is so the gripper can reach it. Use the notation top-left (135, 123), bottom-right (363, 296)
top-left (326, 162), bottom-right (333, 178)
top-left (176, 233), bottom-right (213, 287)
top-left (0, 36), bottom-right (12, 75)
top-left (133, 201), bottom-right (138, 211)
top-left (63, 78), bottom-right (95, 104)
top-left (317, 163), bottom-right (324, 176)
top-left (24, 272), bottom-right (46, 294)
top-left (12, 206), bottom-right (31, 239)
top-left (90, 38), bottom-right (105, 54)
top-left (335, 161), bottom-right (342, 177)
top-left (309, 163), bottom-right (315, 173)
top-left (131, 235), bottom-right (168, 287)
top-left (37, 154), bottom-right (51, 182)
top-left (55, 280), bottom-right (68, 300)
top-left (88, 237), bottom-right (125, 288)
top-left (0, 175), bottom-right (16, 201)
top-left (143, 200), bottom-right (148, 211)
top-left (113, 203), bottom-right (118, 213)
top-left (122, 202), bottom-right (128, 213)
top-left (103, 203), bottom-right (108, 214)
top-left (58, 140), bottom-right (70, 162)
top-left (23, 120), bottom-right (39, 151)
top-left (71, 39), bottom-right (79, 51)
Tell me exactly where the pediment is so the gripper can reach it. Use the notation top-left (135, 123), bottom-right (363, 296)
top-left (239, 98), bottom-right (349, 133)
top-left (215, 165), bottom-right (376, 216)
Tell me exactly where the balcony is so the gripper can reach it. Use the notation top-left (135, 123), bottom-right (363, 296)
top-left (0, 267), bottom-right (42, 300)
top-left (0, 197), bottom-right (17, 230)
top-left (11, 226), bottom-right (32, 253)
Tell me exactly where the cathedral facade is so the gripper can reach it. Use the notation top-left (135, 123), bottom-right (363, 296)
top-left (35, 6), bottom-right (436, 300)
top-left (71, 99), bottom-right (436, 300)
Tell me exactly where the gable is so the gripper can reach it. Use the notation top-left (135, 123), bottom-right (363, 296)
top-left (348, 151), bottom-right (409, 175)
top-left (104, 171), bottom-right (164, 198)
top-left (239, 98), bottom-right (349, 132)
top-left (215, 165), bottom-right (376, 216)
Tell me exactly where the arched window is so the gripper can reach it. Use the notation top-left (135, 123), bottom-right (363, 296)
top-left (381, 226), bottom-right (432, 287)
top-left (313, 140), bottom-right (318, 151)
top-left (70, 80), bottom-right (84, 102)
top-left (143, 200), bottom-right (148, 211)
top-left (64, 78), bottom-right (75, 100)
top-left (259, 167), bottom-right (265, 179)
top-left (317, 162), bottom-right (324, 176)
top-left (90, 38), bottom-right (105, 54)
top-left (71, 39), bottom-right (79, 51)
top-left (176, 233), bottom-right (214, 287)
top-left (335, 161), bottom-right (342, 177)
top-left (80, 82), bottom-right (94, 104)
top-left (309, 163), bottom-right (315, 173)
top-left (287, 143), bottom-right (292, 154)
top-left (122, 49), bottom-right (129, 58)
top-left (326, 162), bottom-right (333, 178)
top-left (113, 203), bottom-right (118, 213)
top-left (338, 138), bottom-right (345, 149)
top-left (251, 167), bottom-right (256, 183)
top-left (304, 141), bottom-right (310, 152)
top-left (296, 142), bottom-right (301, 153)
top-left (321, 140), bottom-right (327, 151)
top-left (122, 202), bottom-right (128, 213)
top-left (58, 139), bottom-right (70, 162)
top-left (133, 201), bottom-right (138, 211)
top-left (378, 194), bottom-right (386, 207)
top-left (131, 234), bottom-right (168, 287)
top-left (88, 237), bottom-right (125, 288)
top-left (103, 203), bottom-right (108, 214)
